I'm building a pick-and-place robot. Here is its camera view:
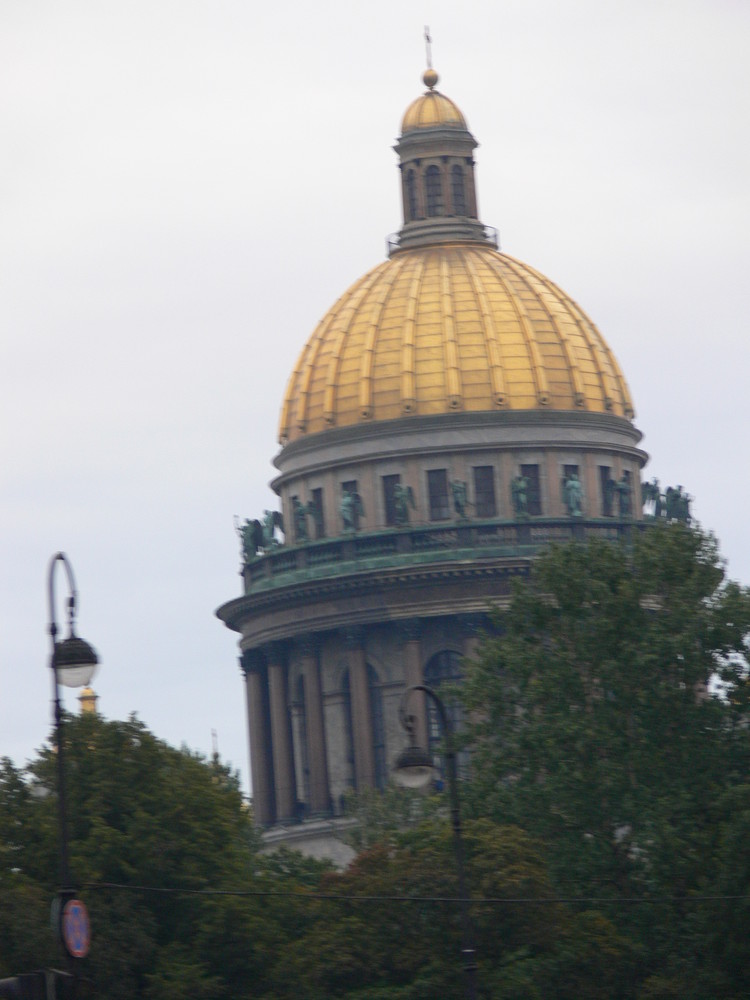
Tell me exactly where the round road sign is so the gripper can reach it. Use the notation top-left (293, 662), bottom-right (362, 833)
top-left (62, 898), bottom-right (91, 958)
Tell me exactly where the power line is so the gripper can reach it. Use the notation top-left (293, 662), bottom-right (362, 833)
top-left (84, 881), bottom-right (750, 906)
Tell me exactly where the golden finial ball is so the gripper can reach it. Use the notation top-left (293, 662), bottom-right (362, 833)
top-left (423, 68), bottom-right (439, 90)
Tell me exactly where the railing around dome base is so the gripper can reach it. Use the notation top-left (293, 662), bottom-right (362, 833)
top-left (386, 224), bottom-right (499, 257)
top-left (242, 518), bottom-right (642, 593)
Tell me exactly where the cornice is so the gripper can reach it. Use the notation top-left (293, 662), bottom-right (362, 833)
top-left (273, 407), bottom-right (644, 481)
top-left (218, 554), bottom-right (529, 634)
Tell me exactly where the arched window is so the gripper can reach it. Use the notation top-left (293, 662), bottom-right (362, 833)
top-left (368, 664), bottom-right (387, 789)
top-left (425, 165), bottom-right (444, 217)
top-left (424, 650), bottom-right (465, 779)
top-left (405, 169), bottom-right (418, 221)
top-left (451, 165), bottom-right (466, 216)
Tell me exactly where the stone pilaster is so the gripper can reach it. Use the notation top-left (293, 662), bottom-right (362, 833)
top-left (344, 628), bottom-right (375, 790)
top-left (298, 636), bottom-right (330, 815)
top-left (266, 642), bottom-right (296, 821)
top-left (240, 651), bottom-right (274, 826)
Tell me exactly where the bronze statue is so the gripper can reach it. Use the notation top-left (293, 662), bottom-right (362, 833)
top-left (678, 487), bottom-right (692, 524)
top-left (235, 511), bottom-right (284, 561)
top-left (235, 516), bottom-right (263, 561)
top-left (511, 474), bottom-right (529, 518)
top-left (617, 475), bottom-right (632, 517)
top-left (641, 477), bottom-right (663, 518)
top-left (292, 497), bottom-right (310, 542)
top-left (451, 479), bottom-right (468, 519)
top-left (262, 509), bottom-right (283, 549)
top-left (665, 485), bottom-right (692, 524)
top-left (340, 490), bottom-right (365, 532)
top-left (393, 483), bottom-right (415, 525)
top-left (563, 472), bottom-right (583, 517)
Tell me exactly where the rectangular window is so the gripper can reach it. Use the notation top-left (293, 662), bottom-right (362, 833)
top-left (425, 165), bottom-right (444, 217)
top-left (473, 466), bottom-right (497, 518)
top-left (599, 466), bottom-right (613, 516)
top-left (382, 474), bottom-right (400, 527)
top-left (427, 469), bottom-right (450, 521)
top-left (451, 165), bottom-right (466, 215)
top-left (310, 488), bottom-right (325, 539)
top-left (520, 464), bottom-right (542, 516)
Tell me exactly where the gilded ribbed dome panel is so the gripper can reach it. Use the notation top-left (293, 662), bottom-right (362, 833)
top-left (400, 90), bottom-right (467, 132)
top-left (278, 245), bottom-right (635, 444)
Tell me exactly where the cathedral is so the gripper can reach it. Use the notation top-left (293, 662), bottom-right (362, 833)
top-left (217, 65), bottom-right (647, 861)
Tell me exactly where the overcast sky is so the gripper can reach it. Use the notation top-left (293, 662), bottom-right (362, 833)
top-left (3, 1), bottom-right (749, 796)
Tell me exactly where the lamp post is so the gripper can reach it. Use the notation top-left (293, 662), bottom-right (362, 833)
top-left (48, 553), bottom-right (98, 986)
top-left (393, 684), bottom-right (478, 1000)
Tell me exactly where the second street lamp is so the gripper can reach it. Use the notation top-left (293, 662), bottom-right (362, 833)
top-left (393, 683), bottom-right (478, 1000)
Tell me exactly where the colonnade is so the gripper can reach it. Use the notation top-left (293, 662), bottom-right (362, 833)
top-left (241, 619), bottom-right (484, 827)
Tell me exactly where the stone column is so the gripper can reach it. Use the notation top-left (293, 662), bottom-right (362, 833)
top-left (401, 619), bottom-right (428, 750)
top-left (466, 159), bottom-right (478, 218)
top-left (290, 692), bottom-right (308, 809)
top-left (299, 636), bottom-right (331, 815)
top-left (582, 454), bottom-right (597, 520)
top-left (266, 643), bottom-right (296, 821)
top-left (344, 628), bottom-right (375, 790)
top-left (240, 651), bottom-right (274, 826)
top-left (399, 163), bottom-right (409, 221)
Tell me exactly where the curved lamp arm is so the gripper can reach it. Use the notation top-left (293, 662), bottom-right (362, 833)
top-left (48, 553), bottom-right (98, 688)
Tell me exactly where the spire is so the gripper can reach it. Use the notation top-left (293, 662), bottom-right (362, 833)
top-left (423, 26), bottom-right (438, 90)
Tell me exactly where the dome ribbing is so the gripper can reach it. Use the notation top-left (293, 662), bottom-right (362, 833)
top-left (278, 243), bottom-right (634, 444)
top-left (400, 69), bottom-right (467, 133)
top-left (401, 89), bottom-right (467, 132)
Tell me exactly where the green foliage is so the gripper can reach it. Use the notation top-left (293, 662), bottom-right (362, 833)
top-left (0, 714), bottom-right (330, 997)
top-left (268, 817), bottom-right (631, 999)
top-left (3, 525), bottom-right (749, 997)
top-left (463, 524), bottom-right (750, 997)
top-left (341, 782), bottom-right (446, 853)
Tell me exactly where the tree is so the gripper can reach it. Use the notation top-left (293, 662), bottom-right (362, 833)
top-left (0, 713), bottom-right (330, 998)
top-left (270, 817), bottom-right (632, 999)
top-left (463, 524), bottom-right (750, 996)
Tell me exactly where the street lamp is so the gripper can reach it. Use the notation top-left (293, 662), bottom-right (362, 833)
top-left (48, 553), bottom-right (98, 981)
top-left (393, 684), bottom-right (478, 1000)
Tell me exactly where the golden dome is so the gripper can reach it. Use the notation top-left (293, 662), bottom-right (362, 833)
top-left (400, 70), bottom-right (467, 133)
top-left (279, 243), bottom-right (634, 444)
